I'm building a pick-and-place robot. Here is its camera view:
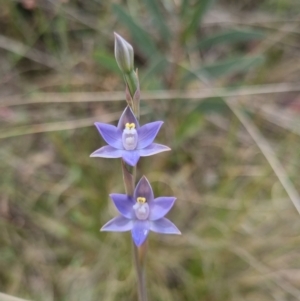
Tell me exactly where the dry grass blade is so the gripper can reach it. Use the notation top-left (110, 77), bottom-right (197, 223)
top-left (226, 99), bottom-right (300, 214)
top-left (1, 83), bottom-right (300, 107)
top-left (0, 112), bottom-right (121, 139)
top-left (250, 103), bottom-right (300, 137)
top-left (203, 8), bottom-right (300, 26)
top-left (231, 245), bottom-right (300, 299)
top-left (0, 293), bottom-right (33, 301)
top-left (252, 21), bottom-right (300, 54)
top-left (0, 35), bottom-right (58, 69)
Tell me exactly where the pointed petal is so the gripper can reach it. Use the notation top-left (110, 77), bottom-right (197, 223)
top-left (149, 218), bottom-right (181, 234)
top-left (137, 121), bottom-right (163, 149)
top-left (94, 123), bottom-right (123, 149)
top-left (122, 150), bottom-right (140, 166)
top-left (138, 143), bottom-right (171, 157)
top-left (131, 220), bottom-right (150, 246)
top-left (110, 194), bottom-right (135, 219)
top-left (134, 176), bottom-right (154, 202)
top-left (117, 106), bottom-right (140, 130)
top-left (101, 216), bottom-right (133, 232)
top-left (90, 145), bottom-right (123, 158)
top-left (148, 197), bottom-right (176, 221)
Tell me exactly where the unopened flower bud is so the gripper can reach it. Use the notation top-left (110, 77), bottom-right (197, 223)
top-left (114, 33), bottom-right (134, 74)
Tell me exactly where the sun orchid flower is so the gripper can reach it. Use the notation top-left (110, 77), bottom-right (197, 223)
top-left (90, 106), bottom-right (170, 166)
top-left (101, 176), bottom-right (181, 246)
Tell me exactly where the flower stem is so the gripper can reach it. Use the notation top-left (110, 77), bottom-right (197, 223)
top-left (119, 39), bottom-right (146, 299)
top-left (133, 241), bottom-right (148, 301)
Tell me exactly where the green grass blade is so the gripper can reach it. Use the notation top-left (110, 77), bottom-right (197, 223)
top-left (180, 0), bottom-right (190, 17)
top-left (112, 4), bottom-right (158, 57)
top-left (175, 97), bottom-right (229, 145)
top-left (140, 55), bottom-right (168, 88)
top-left (142, 0), bottom-right (171, 41)
top-left (194, 29), bottom-right (265, 50)
top-left (183, 0), bottom-right (215, 41)
top-left (93, 50), bottom-right (121, 74)
top-left (184, 55), bottom-right (265, 81)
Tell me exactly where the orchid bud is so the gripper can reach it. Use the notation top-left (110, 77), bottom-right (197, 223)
top-left (114, 32), bottom-right (134, 74)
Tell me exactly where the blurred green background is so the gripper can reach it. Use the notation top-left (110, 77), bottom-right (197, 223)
top-left (1, 0), bottom-right (300, 300)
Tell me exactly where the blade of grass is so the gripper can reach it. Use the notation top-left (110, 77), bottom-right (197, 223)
top-left (184, 55), bottom-right (265, 80)
top-left (193, 29), bottom-right (265, 50)
top-left (141, 0), bottom-right (170, 41)
top-left (180, 0), bottom-right (190, 18)
top-left (225, 99), bottom-right (300, 215)
top-left (93, 49), bottom-right (122, 74)
top-left (231, 245), bottom-right (300, 299)
top-left (248, 103), bottom-right (300, 138)
top-left (0, 112), bottom-right (121, 139)
top-left (112, 4), bottom-right (158, 57)
top-left (0, 293), bottom-right (32, 301)
top-left (0, 110), bottom-right (149, 139)
top-left (0, 35), bottom-right (58, 69)
top-left (183, 0), bottom-right (215, 41)
top-left (1, 82), bottom-right (300, 107)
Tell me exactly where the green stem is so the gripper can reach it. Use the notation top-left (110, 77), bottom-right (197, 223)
top-left (124, 70), bottom-right (139, 98)
top-left (133, 241), bottom-right (148, 301)
top-left (121, 60), bottom-right (146, 300)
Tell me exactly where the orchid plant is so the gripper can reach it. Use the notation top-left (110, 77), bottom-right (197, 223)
top-left (91, 33), bottom-right (180, 301)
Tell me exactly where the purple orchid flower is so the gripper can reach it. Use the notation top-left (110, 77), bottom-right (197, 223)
top-left (90, 106), bottom-right (170, 166)
top-left (101, 176), bottom-right (181, 246)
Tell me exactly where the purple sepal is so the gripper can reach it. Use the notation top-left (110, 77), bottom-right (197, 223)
top-left (138, 143), bottom-right (171, 156)
top-left (149, 197), bottom-right (176, 221)
top-left (94, 123), bottom-right (122, 149)
top-left (132, 220), bottom-right (150, 246)
top-left (117, 106), bottom-right (140, 130)
top-left (101, 216), bottom-right (133, 232)
top-left (149, 218), bottom-right (181, 234)
top-left (137, 121), bottom-right (163, 149)
top-left (134, 176), bottom-right (154, 202)
top-left (110, 194), bottom-right (135, 219)
top-left (90, 145), bottom-right (123, 158)
top-left (121, 150), bottom-right (140, 166)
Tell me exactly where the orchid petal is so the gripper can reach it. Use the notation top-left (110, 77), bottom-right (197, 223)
top-left (117, 106), bottom-right (140, 130)
top-left (148, 197), bottom-right (176, 221)
top-left (121, 150), bottom-right (140, 166)
top-left (138, 143), bottom-right (171, 157)
top-left (110, 194), bottom-right (135, 219)
top-left (90, 145), bottom-right (123, 158)
top-left (131, 220), bottom-right (150, 246)
top-left (94, 123), bottom-right (123, 149)
top-left (101, 216), bottom-right (133, 232)
top-left (134, 176), bottom-right (154, 203)
top-left (149, 218), bottom-right (181, 234)
top-left (137, 121), bottom-right (163, 149)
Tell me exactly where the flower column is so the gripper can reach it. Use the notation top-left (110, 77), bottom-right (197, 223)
top-left (90, 33), bottom-right (180, 301)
